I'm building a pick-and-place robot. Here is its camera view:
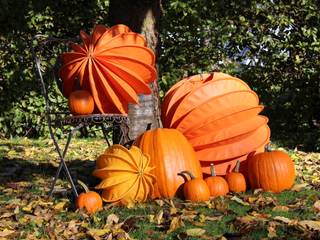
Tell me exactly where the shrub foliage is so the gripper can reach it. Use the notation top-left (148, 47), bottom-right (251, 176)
top-left (1, 0), bottom-right (319, 150)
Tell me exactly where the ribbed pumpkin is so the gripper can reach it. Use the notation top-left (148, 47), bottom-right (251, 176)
top-left (93, 145), bottom-right (155, 205)
top-left (68, 90), bottom-right (94, 115)
top-left (247, 147), bottom-right (295, 192)
top-left (60, 24), bottom-right (157, 114)
top-left (162, 72), bottom-right (270, 175)
top-left (134, 128), bottom-right (203, 199)
top-left (205, 164), bottom-right (229, 197)
top-left (180, 171), bottom-right (210, 202)
top-left (225, 160), bottom-right (246, 193)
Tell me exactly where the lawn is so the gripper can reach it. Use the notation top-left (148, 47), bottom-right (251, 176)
top-left (0, 137), bottom-right (319, 239)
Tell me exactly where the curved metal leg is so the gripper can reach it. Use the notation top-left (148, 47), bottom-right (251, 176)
top-left (48, 123), bottom-right (84, 198)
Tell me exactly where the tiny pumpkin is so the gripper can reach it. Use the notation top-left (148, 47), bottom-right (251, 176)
top-left (247, 146), bottom-right (295, 192)
top-left (93, 145), bottom-right (156, 206)
top-left (225, 160), bottom-right (246, 193)
top-left (205, 163), bottom-right (229, 197)
top-left (68, 90), bottom-right (94, 115)
top-left (179, 171), bottom-right (210, 202)
top-left (76, 180), bottom-right (103, 214)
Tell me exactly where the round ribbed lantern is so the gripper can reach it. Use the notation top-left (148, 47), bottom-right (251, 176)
top-left (162, 72), bottom-right (270, 175)
top-left (60, 24), bottom-right (157, 114)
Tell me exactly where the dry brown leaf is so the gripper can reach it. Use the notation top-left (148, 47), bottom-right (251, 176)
top-left (155, 199), bottom-right (164, 207)
top-left (274, 216), bottom-right (292, 224)
top-left (156, 210), bottom-right (164, 225)
top-left (267, 221), bottom-right (278, 238)
top-left (314, 200), bottom-right (320, 212)
top-left (298, 220), bottom-right (320, 231)
top-left (167, 216), bottom-right (184, 233)
top-left (272, 206), bottom-right (289, 212)
top-left (0, 229), bottom-right (15, 237)
top-left (0, 212), bottom-right (15, 219)
top-left (231, 196), bottom-right (250, 206)
top-left (107, 214), bottom-right (119, 225)
top-left (185, 228), bottom-right (206, 237)
top-left (87, 228), bottom-right (111, 238)
top-left (291, 183), bottom-right (309, 192)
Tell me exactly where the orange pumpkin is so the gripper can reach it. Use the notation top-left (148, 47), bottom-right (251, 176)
top-left (134, 128), bottom-right (202, 199)
top-left (60, 24), bottom-right (157, 114)
top-left (179, 171), bottom-right (210, 202)
top-left (76, 180), bottom-right (103, 214)
top-left (205, 164), bottom-right (229, 197)
top-left (225, 160), bottom-right (246, 192)
top-left (247, 147), bottom-right (295, 192)
top-left (68, 90), bottom-right (95, 115)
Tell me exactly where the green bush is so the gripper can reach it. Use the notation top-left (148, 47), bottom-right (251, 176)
top-left (1, 0), bottom-right (319, 151)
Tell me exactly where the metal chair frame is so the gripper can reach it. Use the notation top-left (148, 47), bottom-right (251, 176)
top-left (31, 35), bottom-right (130, 198)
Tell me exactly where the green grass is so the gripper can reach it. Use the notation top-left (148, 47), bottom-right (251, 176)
top-left (0, 137), bottom-right (319, 239)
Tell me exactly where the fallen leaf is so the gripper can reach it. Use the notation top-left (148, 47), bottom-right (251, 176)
top-left (186, 228), bottom-right (206, 237)
top-left (291, 183), bottom-right (309, 192)
top-left (205, 216), bottom-right (223, 222)
top-left (87, 228), bottom-right (111, 238)
top-left (199, 214), bottom-right (206, 223)
top-left (272, 206), bottom-right (289, 212)
top-left (54, 201), bottom-right (68, 211)
top-left (231, 196), bottom-right (250, 206)
top-left (267, 221), bottom-right (278, 238)
top-left (155, 210), bottom-right (164, 225)
top-left (155, 199), bottom-right (164, 207)
top-left (170, 207), bottom-right (178, 215)
top-left (0, 212), bottom-right (15, 219)
top-left (274, 216), bottom-right (292, 224)
top-left (167, 216), bottom-right (184, 233)
top-left (248, 197), bottom-right (257, 203)
top-left (314, 200), bottom-right (320, 212)
top-left (298, 220), bottom-right (320, 231)
top-left (106, 214), bottom-right (119, 225)
top-left (0, 229), bottom-right (15, 237)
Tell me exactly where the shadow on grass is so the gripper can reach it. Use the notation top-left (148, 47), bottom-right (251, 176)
top-left (0, 157), bottom-right (100, 190)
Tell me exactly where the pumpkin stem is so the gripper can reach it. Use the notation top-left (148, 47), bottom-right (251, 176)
top-left (234, 160), bottom-right (240, 173)
top-left (210, 163), bottom-right (216, 177)
top-left (265, 143), bottom-right (272, 152)
top-left (178, 170), bottom-right (195, 181)
top-left (78, 179), bottom-right (90, 193)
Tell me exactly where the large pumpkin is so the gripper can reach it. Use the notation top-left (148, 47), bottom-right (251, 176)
top-left (247, 148), bottom-right (295, 192)
top-left (134, 128), bottom-right (202, 199)
top-left (60, 24), bottom-right (157, 114)
top-left (162, 72), bottom-right (270, 175)
top-left (93, 145), bottom-right (155, 205)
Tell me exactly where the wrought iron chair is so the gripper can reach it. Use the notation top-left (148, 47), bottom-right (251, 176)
top-left (31, 35), bottom-right (130, 198)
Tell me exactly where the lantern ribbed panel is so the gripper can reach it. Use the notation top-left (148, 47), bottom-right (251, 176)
top-left (162, 72), bottom-right (270, 175)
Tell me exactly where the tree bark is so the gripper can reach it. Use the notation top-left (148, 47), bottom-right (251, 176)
top-left (109, 0), bottom-right (162, 140)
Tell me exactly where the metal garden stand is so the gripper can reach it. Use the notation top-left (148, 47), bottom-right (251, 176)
top-left (31, 35), bottom-right (130, 198)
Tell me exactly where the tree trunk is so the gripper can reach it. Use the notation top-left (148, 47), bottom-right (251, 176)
top-left (109, 0), bottom-right (162, 140)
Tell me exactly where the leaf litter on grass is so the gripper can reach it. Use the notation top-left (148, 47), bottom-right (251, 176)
top-left (0, 138), bottom-right (320, 239)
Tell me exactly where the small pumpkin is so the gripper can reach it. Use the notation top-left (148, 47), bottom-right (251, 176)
top-left (179, 171), bottom-right (210, 202)
top-left (76, 180), bottom-right (103, 214)
top-left (93, 145), bottom-right (156, 205)
top-left (205, 163), bottom-right (229, 197)
top-left (225, 160), bottom-right (246, 192)
top-left (247, 146), bottom-right (295, 192)
top-left (68, 90), bottom-right (94, 115)
top-left (134, 128), bottom-right (202, 199)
